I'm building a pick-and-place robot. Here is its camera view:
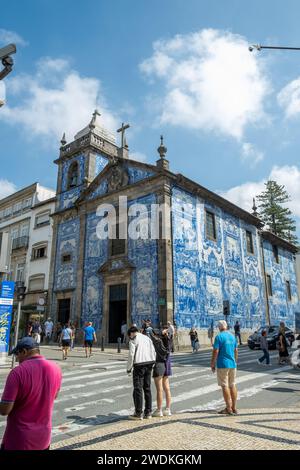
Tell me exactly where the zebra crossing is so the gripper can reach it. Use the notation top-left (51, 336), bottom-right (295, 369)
top-left (0, 347), bottom-right (296, 443)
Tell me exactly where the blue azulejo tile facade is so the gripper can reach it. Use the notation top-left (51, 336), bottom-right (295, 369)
top-left (81, 211), bottom-right (108, 331)
top-left (171, 186), bottom-right (298, 331)
top-left (128, 194), bottom-right (159, 327)
top-left (263, 241), bottom-right (299, 328)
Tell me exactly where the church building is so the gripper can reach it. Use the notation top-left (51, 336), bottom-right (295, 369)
top-left (48, 111), bottom-right (300, 345)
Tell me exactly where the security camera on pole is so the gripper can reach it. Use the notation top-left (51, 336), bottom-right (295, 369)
top-left (11, 281), bottom-right (26, 369)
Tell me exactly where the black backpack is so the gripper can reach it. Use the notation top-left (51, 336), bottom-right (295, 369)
top-left (149, 334), bottom-right (168, 362)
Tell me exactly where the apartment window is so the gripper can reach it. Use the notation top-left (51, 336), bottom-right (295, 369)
top-left (4, 207), bottom-right (12, 218)
top-left (20, 223), bottom-right (29, 237)
top-left (272, 245), bottom-right (279, 264)
top-left (0, 210), bottom-right (4, 219)
top-left (32, 245), bottom-right (47, 260)
top-left (28, 275), bottom-right (45, 292)
top-left (62, 253), bottom-right (72, 263)
top-left (23, 198), bottom-right (32, 209)
top-left (11, 227), bottom-right (19, 240)
top-left (266, 274), bottom-right (273, 297)
top-left (206, 210), bottom-right (217, 241)
top-left (13, 201), bottom-right (22, 213)
top-left (246, 230), bottom-right (254, 254)
top-left (286, 280), bottom-right (292, 302)
top-left (35, 212), bottom-right (50, 228)
top-left (16, 263), bottom-right (25, 282)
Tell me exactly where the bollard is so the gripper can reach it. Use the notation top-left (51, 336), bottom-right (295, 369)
top-left (101, 336), bottom-right (105, 352)
top-left (117, 337), bottom-right (122, 353)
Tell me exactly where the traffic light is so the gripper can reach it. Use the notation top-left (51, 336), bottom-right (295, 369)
top-left (223, 300), bottom-right (230, 317)
top-left (16, 282), bottom-right (26, 301)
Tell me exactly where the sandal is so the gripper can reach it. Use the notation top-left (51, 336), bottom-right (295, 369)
top-left (232, 409), bottom-right (238, 415)
top-left (218, 408), bottom-right (233, 415)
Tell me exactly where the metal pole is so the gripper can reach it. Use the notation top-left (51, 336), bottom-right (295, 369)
top-left (11, 300), bottom-right (21, 368)
top-left (101, 336), bottom-right (104, 352)
top-left (117, 337), bottom-right (121, 353)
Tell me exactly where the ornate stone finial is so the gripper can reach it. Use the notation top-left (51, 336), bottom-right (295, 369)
top-left (157, 135), bottom-right (167, 159)
top-left (60, 132), bottom-right (66, 146)
top-left (89, 109), bottom-right (101, 130)
top-left (252, 197), bottom-right (258, 217)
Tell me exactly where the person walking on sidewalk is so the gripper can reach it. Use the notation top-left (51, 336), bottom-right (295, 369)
top-left (208, 321), bottom-right (214, 347)
top-left (0, 337), bottom-right (61, 450)
top-left (278, 321), bottom-right (289, 365)
top-left (211, 320), bottom-right (238, 416)
top-left (121, 321), bottom-right (127, 344)
top-left (234, 321), bottom-right (242, 345)
top-left (257, 330), bottom-right (271, 366)
top-left (126, 326), bottom-right (156, 420)
top-left (189, 327), bottom-right (199, 352)
top-left (60, 323), bottom-right (72, 360)
top-left (44, 318), bottom-right (54, 344)
top-left (151, 326), bottom-right (172, 417)
top-left (83, 321), bottom-right (97, 358)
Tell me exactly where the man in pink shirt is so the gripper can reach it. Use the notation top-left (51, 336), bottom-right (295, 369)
top-left (0, 337), bottom-right (62, 450)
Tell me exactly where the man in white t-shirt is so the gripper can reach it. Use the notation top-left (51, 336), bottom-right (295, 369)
top-left (44, 318), bottom-right (54, 344)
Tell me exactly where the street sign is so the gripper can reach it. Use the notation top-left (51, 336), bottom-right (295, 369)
top-left (158, 298), bottom-right (166, 306)
top-left (0, 281), bottom-right (15, 354)
top-left (38, 297), bottom-right (45, 306)
top-left (37, 305), bottom-right (45, 312)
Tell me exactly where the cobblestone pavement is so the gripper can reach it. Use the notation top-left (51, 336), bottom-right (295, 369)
top-left (51, 408), bottom-right (300, 450)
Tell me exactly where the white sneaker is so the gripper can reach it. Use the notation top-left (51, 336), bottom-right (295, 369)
top-left (163, 408), bottom-right (172, 416)
top-left (152, 408), bottom-right (163, 417)
top-left (257, 359), bottom-right (261, 365)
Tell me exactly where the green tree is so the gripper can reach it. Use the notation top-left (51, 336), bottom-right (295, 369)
top-left (256, 180), bottom-right (298, 244)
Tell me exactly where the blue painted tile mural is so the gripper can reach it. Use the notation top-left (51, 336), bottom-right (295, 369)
top-left (128, 194), bottom-right (159, 327)
top-left (82, 212), bottom-right (108, 330)
top-left (263, 241), bottom-right (300, 328)
top-left (59, 154), bottom-right (85, 210)
top-left (54, 217), bottom-right (80, 291)
top-left (171, 186), bottom-right (267, 330)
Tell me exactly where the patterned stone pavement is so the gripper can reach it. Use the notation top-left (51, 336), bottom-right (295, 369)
top-left (51, 408), bottom-right (300, 450)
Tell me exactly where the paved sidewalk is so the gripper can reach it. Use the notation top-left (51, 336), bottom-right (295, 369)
top-left (51, 407), bottom-right (300, 450)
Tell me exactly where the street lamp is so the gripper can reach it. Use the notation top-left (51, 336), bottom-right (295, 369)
top-left (11, 281), bottom-right (26, 368)
top-left (0, 43), bottom-right (16, 107)
top-left (249, 44), bottom-right (300, 52)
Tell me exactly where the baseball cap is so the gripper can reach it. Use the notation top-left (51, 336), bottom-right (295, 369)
top-left (9, 337), bottom-right (39, 356)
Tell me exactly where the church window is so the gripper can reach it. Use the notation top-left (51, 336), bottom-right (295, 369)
top-left (246, 231), bottom-right (254, 254)
top-left (68, 161), bottom-right (79, 189)
top-left (272, 245), bottom-right (279, 264)
top-left (266, 275), bottom-right (273, 297)
top-left (62, 253), bottom-right (72, 263)
top-left (205, 210), bottom-right (217, 241)
top-left (286, 280), bottom-right (292, 301)
top-left (111, 222), bottom-right (126, 256)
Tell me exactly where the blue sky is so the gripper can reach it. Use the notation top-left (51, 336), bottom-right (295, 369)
top-left (1, 0), bottom-right (300, 233)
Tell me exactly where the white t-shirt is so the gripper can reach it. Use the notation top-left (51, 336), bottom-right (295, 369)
top-left (121, 324), bottom-right (127, 335)
top-left (45, 321), bottom-right (53, 333)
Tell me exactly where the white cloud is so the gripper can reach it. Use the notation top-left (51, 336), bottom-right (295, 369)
top-left (0, 180), bottom-right (17, 199)
top-left (241, 142), bottom-right (264, 167)
top-left (0, 58), bottom-right (118, 144)
top-left (219, 165), bottom-right (300, 222)
top-left (0, 29), bottom-right (27, 46)
top-left (140, 29), bottom-right (270, 140)
top-left (278, 77), bottom-right (300, 119)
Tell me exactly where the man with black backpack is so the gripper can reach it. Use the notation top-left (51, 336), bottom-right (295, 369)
top-left (150, 326), bottom-right (172, 417)
top-left (126, 326), bottom-right (156, 420)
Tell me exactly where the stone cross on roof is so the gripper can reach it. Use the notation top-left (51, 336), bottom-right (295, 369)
top-left (117, 122), bottom-right (130, 148)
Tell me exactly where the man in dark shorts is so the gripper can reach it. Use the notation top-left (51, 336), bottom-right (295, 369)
top-left (83, 322), bottom-right (97, 358)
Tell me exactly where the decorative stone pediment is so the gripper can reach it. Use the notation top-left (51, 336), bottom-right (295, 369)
top-left (107, 161), bottom-right (129, 191)
top-left (98, 257), bottom-right (135, 275)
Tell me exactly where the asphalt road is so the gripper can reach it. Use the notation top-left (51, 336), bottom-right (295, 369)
top-left (0, 345), bottom-right (299, 444)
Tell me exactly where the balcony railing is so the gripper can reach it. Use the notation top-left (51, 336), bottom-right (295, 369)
top-left (12, 236), bottom-right (29, 250)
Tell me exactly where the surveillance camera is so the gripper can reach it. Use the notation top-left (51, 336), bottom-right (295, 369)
top-left (248, 46), bottom-right (253, 52)
top-left (0, 44), bottom-right (16, 62)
